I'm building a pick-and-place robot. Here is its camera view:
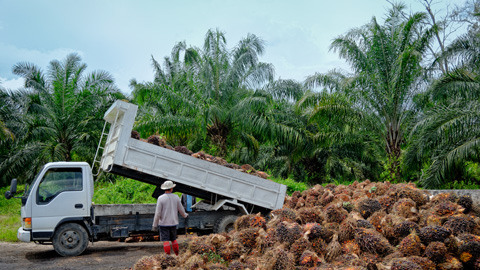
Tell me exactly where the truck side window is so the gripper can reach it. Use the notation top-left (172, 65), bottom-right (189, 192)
top-left (37, 168), bottom-right (83, 204)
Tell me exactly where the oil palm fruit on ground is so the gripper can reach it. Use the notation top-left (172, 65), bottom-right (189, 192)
top-left (133, 179), bottom-right (480, 270)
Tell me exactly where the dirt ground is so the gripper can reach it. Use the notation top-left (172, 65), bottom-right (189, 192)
top-left (0, 236), bottom-right (190, 270)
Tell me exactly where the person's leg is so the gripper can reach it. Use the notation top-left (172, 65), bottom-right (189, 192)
top-left (159, 227), bottom-right (172, 254)
top-left (172, 240), bottom-right (179, 255)
top-left (163, 241), bottom-right (171, 254)
top-left (170, 226), bottom-right (179, 255)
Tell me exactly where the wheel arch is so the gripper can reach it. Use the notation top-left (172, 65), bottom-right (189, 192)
top-left (54, 217), bottom-right (92, 238)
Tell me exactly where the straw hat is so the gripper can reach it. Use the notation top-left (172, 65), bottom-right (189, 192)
top-left (161, 180), bottom-right (176, 190)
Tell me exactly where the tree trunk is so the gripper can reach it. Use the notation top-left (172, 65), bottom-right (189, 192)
top-left (385, 123), bottom-right (402, 181)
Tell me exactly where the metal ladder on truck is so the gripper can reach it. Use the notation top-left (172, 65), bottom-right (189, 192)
top-left (91, 107), bottom-right (122, 176)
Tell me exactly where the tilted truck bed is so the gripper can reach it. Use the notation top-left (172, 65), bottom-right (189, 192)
top-left (98, 100), bottom-right (287, 214)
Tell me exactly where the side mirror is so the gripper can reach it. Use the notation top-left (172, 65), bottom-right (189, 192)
top-left (4, 179), bottom-right (17, 200)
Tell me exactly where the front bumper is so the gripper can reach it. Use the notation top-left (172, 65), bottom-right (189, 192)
top-left (17, 227), bottom-right (31, 242)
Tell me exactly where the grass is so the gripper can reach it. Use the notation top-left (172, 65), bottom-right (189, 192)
top-left (0, 186), bottom-right (22, 242)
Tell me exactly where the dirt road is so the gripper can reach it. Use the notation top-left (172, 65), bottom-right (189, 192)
top-left (0, 237), bottom-right (189, 270)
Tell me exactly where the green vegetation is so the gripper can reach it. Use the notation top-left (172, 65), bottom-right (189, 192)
top-left (93, 178), bottom-right (157, 204)
top-left (0, 186), bottom-right (22, 242)
top-left (270, 176), bottom-right (308, 195)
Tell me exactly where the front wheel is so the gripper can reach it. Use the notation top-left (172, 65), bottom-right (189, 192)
top-left (52, 223), bottom-right (89, 256)
top-left (214, 215), bottom-right (238, 234)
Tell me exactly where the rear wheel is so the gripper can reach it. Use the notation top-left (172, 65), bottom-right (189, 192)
top-left (214, 215), bottom-right (238, 234)
top-left (52, 223), bottom-right (89, 256)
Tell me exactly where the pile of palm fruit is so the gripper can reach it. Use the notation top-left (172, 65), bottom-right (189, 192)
top-left (131, 132), bottom-right (269, 179)
top-left (132, 180), bottom-right (480, 270)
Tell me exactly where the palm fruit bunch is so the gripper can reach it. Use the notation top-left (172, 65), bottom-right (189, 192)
top-left (391, 198), bottom-right (418, 220)
top-left (133, 181), bottom-right (480, 270)
top-left (150, 254), bottom-right (178, 269)
top-left (390, 258), bottom-right (423, 270)
top-left (218, 240), bottom-right (245, 262)
top-left (418, 225), bottom-right (452, 245)
top-left (183, 254), bottom-right (206, 269)
top-left (424, 241), bottom-right (448, 264)
top-left (406, 256), bottom-right (436, 270)
top-left (133, 256), bottom-right (157, 270)
top-left (299, 250), bottom-right (321, 268)
top-left (290, 237), bottom-right (312, 263)
top-left (226, 260), bottom-right (245, 270)
top-left (338, 217), bottom-right (357, 243)
top-left (398, 230), bottom-right (424, 256)
top-left (393, 220), bottom-right (420, 239)
top-left (341, 239), bottom-right (360, 256)
top-left (354, 228), bottom-right (393, 257)
top-left (131, 130), bottom-right (140, 140)
top-left (188, 236), bottom-right (215, 255)
top-left (174, 145), bottom-right (193, 156)
top-left (356, 198), bottom-right (382, 219)
top-left (296, 207), bottom-right (322, 224)
top-left (457, 195), bottom-right (473, 213)
top-left (443, 214), bottom-right (476, 235)
top-left (234, 213), bottom-right (266, 231)
top-left (325, 203), bottom-right (348, 223)
top-left (457, 234), bottom-right (480, 267)
top-left (258, 246), bottom-right (294, 270)
top-left (269, 208), bottom-right (296, 222)
top-left (325, 234), bottom-right (342, 262)
top-left (376, 195), bottom-right (395, 213)
top-left (234, 227), bottom-right (259, 250)
top-left (274, 221), bottom-right (303, 247)
top-left (437, 254), bottom-right (464, 270)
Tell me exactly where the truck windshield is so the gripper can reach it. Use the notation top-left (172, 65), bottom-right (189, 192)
top-left (37, 167), bottom-right (83, 204)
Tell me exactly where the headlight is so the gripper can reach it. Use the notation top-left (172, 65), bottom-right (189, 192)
top-left (23, 217), bottom-right (32, 229)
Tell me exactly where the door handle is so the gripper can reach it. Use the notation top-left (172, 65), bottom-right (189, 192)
top-left (75, 204), bottom-right (83, 209)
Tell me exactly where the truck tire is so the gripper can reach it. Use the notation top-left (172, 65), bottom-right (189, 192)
top-left (52, 223), bottom-right (89, 256)
top-left (214, 215), bottom-right (238, 234)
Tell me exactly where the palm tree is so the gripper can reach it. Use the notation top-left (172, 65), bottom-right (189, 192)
top-left (406, 29), bottom-right (480, 188)
top-left (130, 42), bottom-right (205, 148)
top-left (298, 71), bottom-right (382, 183)
top-left (328, 4), bottom-right (435, 181)
top-left (133, 29), bottom-right (276, 158)
top-left (0, 53), bottom-right (123, 184)
top-left (0, 84), bottom-right (15, 141)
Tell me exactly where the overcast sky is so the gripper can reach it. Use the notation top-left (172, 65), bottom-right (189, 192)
top-left (0, 0), bottom-right (463, 95)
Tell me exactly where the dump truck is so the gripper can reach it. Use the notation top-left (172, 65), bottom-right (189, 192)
top-left (4, 100), bottom-right (287, 256)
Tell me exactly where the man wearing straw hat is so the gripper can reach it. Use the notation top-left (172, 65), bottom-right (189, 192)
top-left (152, 180), bottom-right (188, 255)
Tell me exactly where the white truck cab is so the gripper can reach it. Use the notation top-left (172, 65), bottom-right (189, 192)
top-left (14, 162), bottom-right (93, 255)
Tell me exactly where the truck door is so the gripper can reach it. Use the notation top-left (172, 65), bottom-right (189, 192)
top-left (31, 167), bottom-right (89, 239)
